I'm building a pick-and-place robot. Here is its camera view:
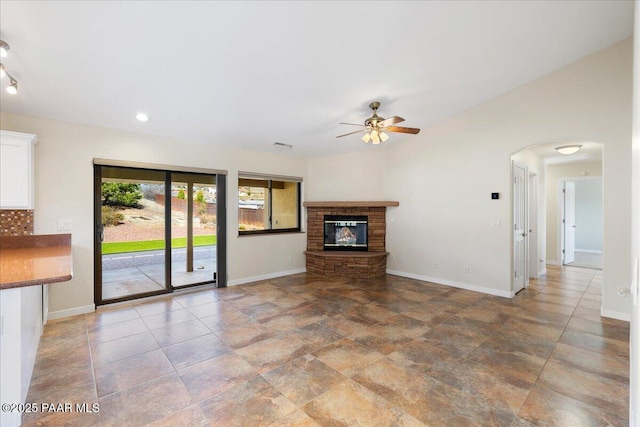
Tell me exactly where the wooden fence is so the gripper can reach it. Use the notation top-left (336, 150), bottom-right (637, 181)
top-left (155, 194), bottom-right (264, 227)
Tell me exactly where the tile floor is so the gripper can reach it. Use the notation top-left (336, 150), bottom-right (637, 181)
top-left (22, 266), bottom-right (629, 426)
top-left (565, 251), bottom-right (603, 270)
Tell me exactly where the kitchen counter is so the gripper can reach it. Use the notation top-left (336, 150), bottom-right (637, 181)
top-left (0, 234), bottom-right (72, 290)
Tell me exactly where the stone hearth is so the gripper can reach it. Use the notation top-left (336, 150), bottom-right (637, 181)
top-left (303, 201), bottom-right (398, 278)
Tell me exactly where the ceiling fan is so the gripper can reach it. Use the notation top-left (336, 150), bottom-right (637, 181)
top-left (337, 101), bottom-right (420, 144)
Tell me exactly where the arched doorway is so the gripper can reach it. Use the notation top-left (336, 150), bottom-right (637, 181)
top-left (510, 140), bottom-right (603, 293)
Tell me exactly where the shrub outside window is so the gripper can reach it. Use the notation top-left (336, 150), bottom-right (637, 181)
top-left (238, 173), bottom-right (301, 235)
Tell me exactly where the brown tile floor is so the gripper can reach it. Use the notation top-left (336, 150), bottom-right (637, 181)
top-left (22, 266), bottom-right (629, 426)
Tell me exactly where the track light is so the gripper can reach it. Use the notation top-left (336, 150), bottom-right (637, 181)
top-left (0, 40), bottom-right (19, 95)
top-left (0, 63), bottom-right (17, 94)
top-left (6, 78), bottom-right (17, 94)
top-left (0, 41), bottom-right (9, 58)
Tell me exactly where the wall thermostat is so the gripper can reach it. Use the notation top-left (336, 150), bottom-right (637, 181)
top-left (491, 193), bottom-right (500, 199)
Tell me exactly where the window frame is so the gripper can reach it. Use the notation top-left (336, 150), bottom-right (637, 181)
top-left (238, 173), bottom-right (302, 236)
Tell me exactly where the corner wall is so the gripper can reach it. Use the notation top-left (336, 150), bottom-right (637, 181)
top-left (308, 38), bottom-right (633, 318)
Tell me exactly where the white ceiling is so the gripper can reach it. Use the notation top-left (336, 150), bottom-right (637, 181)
top-left (0, 1), bottom-right (633, 159)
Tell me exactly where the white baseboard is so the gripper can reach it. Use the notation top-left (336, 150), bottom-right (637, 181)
top-left (538, 267), bottom-right (547, 277)
top-left (546, 260), bottom-right (559, 266)
top-left (228, 268), bottom-right (306, 287)
top-left (386, 269), bottom-right (512, 298)
top-left (575, 249), bottom-right (603, 254)
top-left (47, 304), bottom-right (95, 321)
top-left (601, 307), bottom-right (630, 322)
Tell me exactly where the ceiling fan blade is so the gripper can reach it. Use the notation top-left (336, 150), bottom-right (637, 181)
top-left (339, 122), bottom-right (366, 127)
top-left (385, 126), bottom-right (421, 135)
top-left (378, 116), bottom-right (405, 127)
top-left (336, 129), bottom-right (366, 138)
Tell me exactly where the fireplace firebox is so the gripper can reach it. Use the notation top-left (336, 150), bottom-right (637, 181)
top-left (324, 215), bottom-right (368, 251)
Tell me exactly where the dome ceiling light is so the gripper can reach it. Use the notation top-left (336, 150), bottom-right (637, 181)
top-left (555, 145), bottom-right (582, 155)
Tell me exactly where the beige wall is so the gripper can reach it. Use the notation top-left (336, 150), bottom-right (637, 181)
top-left (306, 149), bottom-right (385, 201)
top-left (309, 38), bottom-right (633, 319)
top-left (0, 113), bottom-right (308, 317)
top-left (545, 161), bottom-right (602, 263)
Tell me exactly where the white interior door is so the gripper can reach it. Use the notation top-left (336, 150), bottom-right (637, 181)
top-left (564, 181), bottom-right (576, 264)
top-left (513, 164), bottom-right (527, 293)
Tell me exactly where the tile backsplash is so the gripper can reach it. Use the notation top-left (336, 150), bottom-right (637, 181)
top-left (0, 209), bottom-right (34, 236)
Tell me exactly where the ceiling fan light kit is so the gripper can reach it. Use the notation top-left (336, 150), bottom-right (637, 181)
top-left (337, 101), bottom-right (419, 144)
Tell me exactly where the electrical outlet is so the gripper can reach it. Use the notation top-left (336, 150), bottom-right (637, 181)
top-left (434, 263), bottom-right (439, 269)
top-left (617, 287), bottom-right (630, 297)
top-left (463, 265), bottom-right (470, 273)
top-left (57, 219), bottom-right (72, 231)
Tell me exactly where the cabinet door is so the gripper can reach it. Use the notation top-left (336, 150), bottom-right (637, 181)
top-left (0, 131), bottom-right (37, 209)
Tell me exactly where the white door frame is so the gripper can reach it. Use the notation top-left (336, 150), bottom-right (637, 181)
top-left (512, 162), bottom-right (529, 294)
top-left (528, 172), bottom-right (540, 279)
top-left (564, 181), bottom-right (576, 264)
top-left (557, 176), bottom-right (602, 266)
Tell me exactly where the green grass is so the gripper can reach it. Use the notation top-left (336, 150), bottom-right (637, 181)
top-left (102, 235), bottom-right (217, 255)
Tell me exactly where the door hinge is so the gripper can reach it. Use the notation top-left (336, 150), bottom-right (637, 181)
top-left (515, 270), bottom-right (517, 277)
top-left (562, 188), bottom-right (565, 193)
top-left (562, 249), bottom-right (565, 253)
top-left (562, 219), bottom-right (565, 224)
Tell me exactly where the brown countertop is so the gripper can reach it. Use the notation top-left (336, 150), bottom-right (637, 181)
top-left (0, 234), bottom-right (72, 290)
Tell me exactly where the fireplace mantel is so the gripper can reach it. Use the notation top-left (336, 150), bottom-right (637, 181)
top-left (303, 201), bottom-right (399, 208)
top-left (304, 201), bottom-right (398, 278)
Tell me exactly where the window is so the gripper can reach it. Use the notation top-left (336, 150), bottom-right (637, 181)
top-left (238, 173), bottom-right (301, 234)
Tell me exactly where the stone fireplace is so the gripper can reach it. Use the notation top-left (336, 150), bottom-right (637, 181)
top-left (304, 201), bottom-right (398, 278)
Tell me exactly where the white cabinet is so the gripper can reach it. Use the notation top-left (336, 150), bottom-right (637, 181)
top-left (0, 130), bottom-right (38, 209)
top-left (0, 286), bottom-right (43, 427)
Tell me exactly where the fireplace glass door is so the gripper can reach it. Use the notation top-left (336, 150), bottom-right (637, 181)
top-left (324, 215), bottom-right (368, 251)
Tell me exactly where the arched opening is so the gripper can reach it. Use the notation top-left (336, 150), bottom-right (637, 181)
top-left (510, 139), bottom-right (603, 293)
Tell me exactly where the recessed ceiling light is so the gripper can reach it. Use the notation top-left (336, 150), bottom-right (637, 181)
top-left (136, 113), bottom-right (149, 122)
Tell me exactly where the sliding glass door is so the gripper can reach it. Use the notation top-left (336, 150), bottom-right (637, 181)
top-left (94, 164), bottom-right (225, 305)
top-left (170, 173), bottom-right (217, 288)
